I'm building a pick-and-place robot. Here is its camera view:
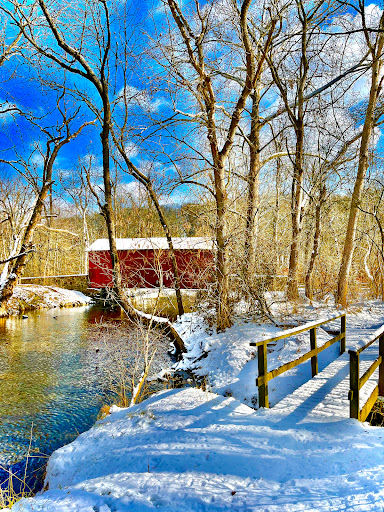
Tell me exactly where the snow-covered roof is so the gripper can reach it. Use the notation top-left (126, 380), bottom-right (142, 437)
top-left (87, 237), bottom-right (214, 252)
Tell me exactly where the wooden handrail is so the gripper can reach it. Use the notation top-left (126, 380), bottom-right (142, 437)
top-left (250, 314), bottom-right (344, 347)
top-left (348, 330), bottom-right (384, 421)
top-left (252, 314), bottom-right (346, 408)
top-left (353, 324), bottom-right (384, 355)
top-left (359, 356), bottom-right (382, 389)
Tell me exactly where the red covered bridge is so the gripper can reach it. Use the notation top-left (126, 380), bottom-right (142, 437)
top-left (87, 237), bottom-right (214, 289)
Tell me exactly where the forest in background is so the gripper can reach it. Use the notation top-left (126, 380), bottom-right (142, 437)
top-left (1, 173), bottom-right (382, 301)
top-left (0, 0), bottom-right (383, 330)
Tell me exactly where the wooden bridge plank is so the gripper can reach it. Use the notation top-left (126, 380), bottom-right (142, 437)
top-left (271, 340), bottom-right (380, 424)
top-left (250, 314), bottom-right (344, 346)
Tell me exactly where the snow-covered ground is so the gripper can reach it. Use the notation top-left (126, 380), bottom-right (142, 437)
top-left (5, 386), bottom-right (384, 512)
top-left (172, 309), bottom-right (340, 407)
top-left (172, 298), bottom-right (384, 407)
top-left (4, 299), bottom-right (384, 511)
top-left (2, 285), bottom-right (91, 316)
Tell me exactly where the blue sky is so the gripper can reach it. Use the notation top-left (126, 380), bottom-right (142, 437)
top-left (0, 0), bottom-right (383, 208)
top-left (0, 0), bottom-right (184, 200)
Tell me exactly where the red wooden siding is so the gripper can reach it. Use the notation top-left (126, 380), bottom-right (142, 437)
top-left (89, 249), bottom-right (214, 289)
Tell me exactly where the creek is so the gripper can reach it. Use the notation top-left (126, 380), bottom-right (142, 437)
top-left (0, 305), bottom-right (173, 494)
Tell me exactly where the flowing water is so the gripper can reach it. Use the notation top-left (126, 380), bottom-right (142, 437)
top-left (0, 306), bottom-right (173, 494)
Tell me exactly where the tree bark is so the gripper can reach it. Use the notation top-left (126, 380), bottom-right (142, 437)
top-left (336, 16), bottom-right (384, 306)
top-left (287, 118), bottom-right (305, 300)
top-left (244, 88), bottom-right (261, 277)
top-left (305, 183), bottom-right (326, 300)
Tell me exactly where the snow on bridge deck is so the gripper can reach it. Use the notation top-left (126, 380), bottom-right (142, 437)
top-left (272, 327), bottom-right (380, 423)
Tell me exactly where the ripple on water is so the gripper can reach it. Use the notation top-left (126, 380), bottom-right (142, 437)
top-left (0, 305), bottom-right (173, 494)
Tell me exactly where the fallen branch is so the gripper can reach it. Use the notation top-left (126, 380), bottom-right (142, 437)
top-left (0, 248), bottom-right (35, 265)
top-left (130, 305), bottom-right (186, 356)
top-left (35, 224), bottom-right (80, 237)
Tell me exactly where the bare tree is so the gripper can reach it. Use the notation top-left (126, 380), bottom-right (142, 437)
top-left (59, 160), bottom-right (93, 274)
top-left (336, 5), bottom-right (384, 305)
top-left (4, 0), bottom-right (191, 316)
top-left (266, 1), bottom-right (331, 299)
top-left (0, 175), bottom-right (35, 281)
top-left (161, 0), bottom-right (277, 330)
top-left (110, 29), bottom-right (186, 316)
top-left (2, 0), bottom-right (138, 312)
top-left (0, 96), bottom-right (92, 308)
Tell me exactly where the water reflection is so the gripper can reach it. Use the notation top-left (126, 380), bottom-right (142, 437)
top-left (0, 306), bottom-right (172, 494)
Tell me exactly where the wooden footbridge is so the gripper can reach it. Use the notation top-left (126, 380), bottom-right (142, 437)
top-left (251, 314), bottom-right (384, 422)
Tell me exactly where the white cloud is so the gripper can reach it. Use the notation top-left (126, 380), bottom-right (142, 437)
top-left (159, 192), bottom-right (187, 206)
top-left (117, 85), bottom-right (167, 113)
top-left (364, 3), bottom-right (383, 26)
top-left (116, 180), bottom-right (189, 206)
top-left (124, 142), bottom-right (140, 159)
top-left (151, 0), bottom-right (167, 17)
top-left (0, 100), bottom-right (19, 124)
top-left (30, 153), bottom-right (44, 168)
top-left (117, 181), bottom-right (147, 202)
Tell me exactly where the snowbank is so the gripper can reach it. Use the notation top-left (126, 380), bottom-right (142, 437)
top-left (173, 312), bottom-right (340, 407)
top-left (5, 387), bottom-right (384, 511)
top-left (5, 300), bottom-right (384, 511)
top-left (172, 301), bottom-right (384, 408)
top-left (1, 285), bottom-right (92, 316)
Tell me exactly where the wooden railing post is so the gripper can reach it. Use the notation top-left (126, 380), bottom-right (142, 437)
top-left (349, 350), bottom-right (360, 420)
top-left (257, 342), bottom-right (269, 408)
top-left (310, 327), bottom-right (318, 377)
top-left (252, 313), bottom-right (348, 411)
top-left (379, 335), bottom-right (384, 397)
top-left (340, 315), bottom-right (346, 354)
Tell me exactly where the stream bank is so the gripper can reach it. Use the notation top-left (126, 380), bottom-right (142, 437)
top-left (0, 305), bottom-right (174, 500)
top-left (0, 285), bottom-right (92, 317)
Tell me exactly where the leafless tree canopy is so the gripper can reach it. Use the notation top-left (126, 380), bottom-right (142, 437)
top-left (0, 0), bottom-right (383, 326)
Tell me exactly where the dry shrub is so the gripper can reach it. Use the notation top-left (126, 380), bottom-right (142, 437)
top-left (368, 399), bottom-right (384, 427)
top-left (88, 314), bottom-right (171, 408)
top-left (0, 425), bottom-right (40, 508)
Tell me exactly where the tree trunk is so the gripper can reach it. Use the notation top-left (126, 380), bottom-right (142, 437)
top-left (110, 130), bottom-right (185, 318)
top-left (287, 119), bottom-right (305, 300)
top-left (147, 183), bottom-right (185, 317)
top-left (83, 209), bottom-right (89, 274)
top-left (336, 26), bottom-right (384, 306)
top-left (305, 183), bottom-right (326, 299)
top-left (273, 155), bottom-right (282, 273)
top-left (100, 93), bottom-right (132, 313)
top-left (215, 159), bottom-right (231, 331)
top-left (244, 88), bottom-right (261, 279)
top-left (0, 165), bottom-right (54, 304)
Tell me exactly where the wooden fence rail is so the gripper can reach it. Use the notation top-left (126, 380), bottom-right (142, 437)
top-left (250, 314), bottom-right (346, 408)
top-left (348, 330), bottom-right (384, 421)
